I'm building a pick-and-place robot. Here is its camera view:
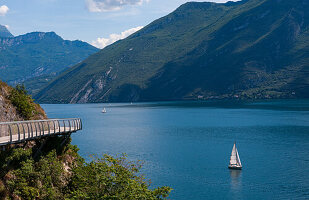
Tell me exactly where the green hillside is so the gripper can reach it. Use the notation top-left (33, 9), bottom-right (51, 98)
top-left (0, 31), bottom-right (98, 94)
top-left (36, 0), bottom-right (309, 103)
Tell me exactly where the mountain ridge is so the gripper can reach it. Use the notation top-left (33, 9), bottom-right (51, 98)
top-left (0, 29), bottom-right (99, 94)
top-left (0, 25), bottom-right (13, 38)
top-left (36, 0), bottom-right (309, 103)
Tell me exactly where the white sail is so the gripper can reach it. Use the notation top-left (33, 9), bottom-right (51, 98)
top-left (229, 144), bottom-right (237, 165)
top-left (229, 142), bottom-right (242, 169)
top-left (236, 148), bottom-right (242, 167)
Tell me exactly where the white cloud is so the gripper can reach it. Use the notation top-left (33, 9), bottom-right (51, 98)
top-left (0, 5), bottom-right (9, 16)
top-left (92, 26), bottom-right (143, 49)
top-left (86, 0), bottom-right (149, 12)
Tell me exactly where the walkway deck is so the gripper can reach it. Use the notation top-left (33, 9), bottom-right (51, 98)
top-left (0, 118), bottom-right (82, 146)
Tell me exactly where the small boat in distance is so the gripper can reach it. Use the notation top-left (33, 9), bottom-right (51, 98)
top-left (228, 142), bottom-right (242, 170)
top-left (102, 108), bottom-right (107, 113)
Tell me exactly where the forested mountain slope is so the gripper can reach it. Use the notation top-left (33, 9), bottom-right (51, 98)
top-left (0, 30), bottom-right (98, 94)
top-left (37, 0), bottom-right (309, 103)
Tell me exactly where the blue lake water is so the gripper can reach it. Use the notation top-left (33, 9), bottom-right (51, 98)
top-left (42, 100), bottom-right (309, 200)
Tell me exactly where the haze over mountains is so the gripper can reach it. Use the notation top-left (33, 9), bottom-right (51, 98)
top-left (0, 28), bottom-right (98, 95)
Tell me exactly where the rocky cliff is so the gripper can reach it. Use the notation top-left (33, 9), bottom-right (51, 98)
top-left (0, 81), bottom-right (46, 122)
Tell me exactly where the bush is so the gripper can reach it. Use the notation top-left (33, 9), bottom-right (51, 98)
top-left (1, 138), bottom-right (172, 200)
top-left (9, 84), bottom-right (36, 120)
top-left (68, 154), bottom-right (172, 199)
top-left (6, 150), bottom-right (66, 200)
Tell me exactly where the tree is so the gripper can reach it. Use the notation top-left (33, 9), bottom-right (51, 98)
top-left (9, 84), bottom-right (35, 120)
top-left (1, 140), bottom-right (172, 200)
top-left (68, 154), bottom-right (172, 200)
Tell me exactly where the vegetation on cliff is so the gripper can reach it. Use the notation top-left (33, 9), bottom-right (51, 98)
top-left (8, 84), bottom-right (45, 120)
top-left (0, 137), bottom-right (171, 199)
top-left (0, 81), bottom-right (46, 122)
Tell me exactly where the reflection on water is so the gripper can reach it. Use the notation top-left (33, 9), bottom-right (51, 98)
top-left (230, 170), bottom-right (242, 199)
top-left (42, 100), bottom-right (309, 199)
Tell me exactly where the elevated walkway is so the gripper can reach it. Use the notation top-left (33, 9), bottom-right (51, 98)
top-left (0, 118), bottom-right (82, 146)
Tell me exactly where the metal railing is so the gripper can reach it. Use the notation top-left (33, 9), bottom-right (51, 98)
top-left (0, 118), bottom-right (82, 146)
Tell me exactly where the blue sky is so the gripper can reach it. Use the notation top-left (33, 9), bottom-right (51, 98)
top-left (0, 0), bottom-right (235, 48)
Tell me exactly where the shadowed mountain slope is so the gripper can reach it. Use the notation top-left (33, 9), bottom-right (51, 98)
top-left (36, 0), bottom-right (309, 103)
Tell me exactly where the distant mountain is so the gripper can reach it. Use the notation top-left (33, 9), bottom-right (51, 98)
top-left (36, 0), bottom-right (309, 103)
top-left (0, 25), bottom-right (13, 38)
top-left (0, 30), bottom-right (99, 95)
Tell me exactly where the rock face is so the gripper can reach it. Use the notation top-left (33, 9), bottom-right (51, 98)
top-left (0, 81), bottom-right (46, 122)
top-left (0, 81), bottom-right (22, 122)
top-left (36, 0), bottom-right (309, 103)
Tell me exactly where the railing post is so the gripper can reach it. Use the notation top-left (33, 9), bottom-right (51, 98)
top-left (52, 120), bottom-right (56, 134)
top-left (68, 120), bottom-right (71, 132)
top-left (8, 124), bottom-right (12, 143)
top-left (22, 124), bottom-right (26, 140)
top-left (30, 122), bottom-right (34, 138)
top-left (41, 122), bottom-right (45, 136)
top-left (35, 122), bottom-right (38, 137)
top-left (17, 124), bottom-right (20, 141)
top-left (47, 121), bottom-right (50, 135)
top-left (26, 123), bottom-right (30, 139)
top-left (73, 119), bottom-right (76, 131)
top-left (62, 120), bottom-right (65, 133)
top-left (58, 120), bottom-right (61, 133)
top-left (38, 122), bottom-right (42, 137)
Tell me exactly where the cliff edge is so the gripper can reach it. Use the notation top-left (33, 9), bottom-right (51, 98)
top-left (0, 81), bottom-right (46, 122)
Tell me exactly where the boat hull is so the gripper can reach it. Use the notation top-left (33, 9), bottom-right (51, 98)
top-left (228, 165), bottom-right (242, 170)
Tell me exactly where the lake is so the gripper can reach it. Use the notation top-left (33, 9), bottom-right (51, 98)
top-left (42, 100), bottom-right (309, 200)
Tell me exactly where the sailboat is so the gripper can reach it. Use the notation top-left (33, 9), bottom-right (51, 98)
top-left (102, 108), bottom-right (107, 113)
top-left (228, 142), bottom-right (242, 170)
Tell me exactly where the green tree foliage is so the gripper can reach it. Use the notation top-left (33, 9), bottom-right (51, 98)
top-left (69, 154), bottom-right (172, 199)
top-left (5, 149), bottom-right (67, 200)
top-left (1, 138), bottom-right (172, 200)
top-left (9, 84), bottom-right (36, 120)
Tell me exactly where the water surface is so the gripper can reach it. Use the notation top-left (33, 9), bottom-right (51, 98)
top-left (42, 100), bottom-right (309, 200)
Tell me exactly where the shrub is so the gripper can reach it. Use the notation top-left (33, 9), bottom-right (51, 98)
top-left (68, 154), bottom-right (172, 199)
top-left (1, 138), bottom-right (172, 200)
top-left (9, 84), bottom-right (36, 120)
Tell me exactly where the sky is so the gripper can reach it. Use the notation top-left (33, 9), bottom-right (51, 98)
top-left (0, 0), bottom-right (236, 48)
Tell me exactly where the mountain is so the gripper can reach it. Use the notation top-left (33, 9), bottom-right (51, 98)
top-left (0, 30), bottom-right (99, 94)
top-left (36, 0), bottom-right (309, 103)
top-left (0, 25), bottom-right (13, 38)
